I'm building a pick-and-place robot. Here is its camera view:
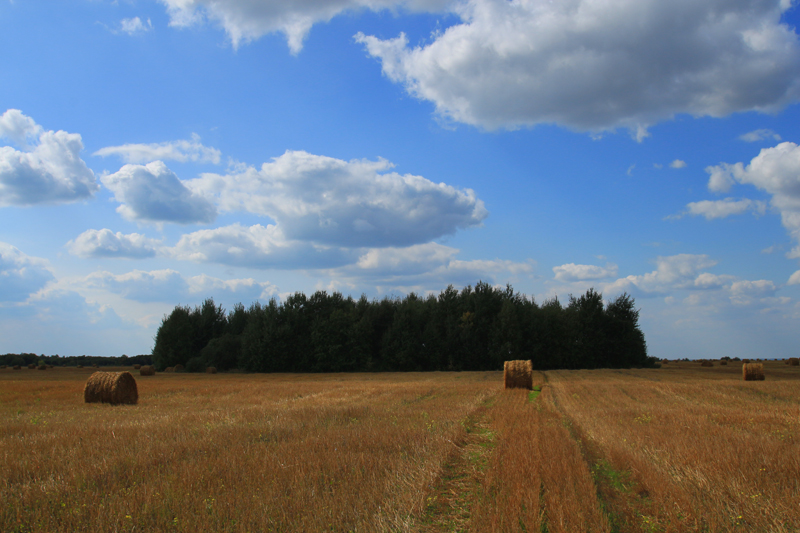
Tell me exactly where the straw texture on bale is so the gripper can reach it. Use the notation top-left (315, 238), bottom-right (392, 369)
top-left (139, 365), bottom-right (155, 376)
top-left (133, 364), bottom-right (141, 369)
top-left (789, 358), bottom-right (799, 366)
top-left (504, 360), bottom-right (533, 390)
top-left (743, 363), bottom-right (765, 381)
top-left (206, 366), bottom-right (217, 374)
top-left (84, 371), bottom-right (138, 405)
top-left (701, 361), bottom-right (713, 367)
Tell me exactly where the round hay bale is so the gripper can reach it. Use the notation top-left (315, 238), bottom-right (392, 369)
top-left (503, 360), bottom-right (533, 390)
top-left (139, 365), bottom-right (155, 376)
top-left (27, 364), bottom-right (36, 369)
top-left (701, 361), bottom-right (713, 367)
top-left (165, 366), bottom-right (174, 373)
top-left (13, 365), bottom-right (21, 370)
top-left (84, 371), bottom-right (138, 405)
top-left (743, 363), bottom-right (765, 382)
top-left (720, 360), bottom-right (727, 366)
top-left (37, 364), bottom-right (46, 370)
top-left (174, 364), bottom-right (184, 372)
top-left (789, 358), bottom-right (799, 366)
top-left (133, 364), bottom-right (141, 370)
top-left (206, 366), bottom-right (217, 374)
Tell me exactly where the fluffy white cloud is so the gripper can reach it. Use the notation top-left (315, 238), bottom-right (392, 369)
top-left (789, 270), bottom-right (800, 285)
top-left (101, 161), bottom-right (217, 224)
top-left (603, 254), bottom-right (717, 296)
top-left (0, 242), bottom-right (54, 303)
top-left (66, 229), bottom-right (161, 259)
top-left (683, 198), bottom-right (767, 220)
top-left (94, 133), bottom-right (221, 164)
top-left (705, 142), bottom-right (800, 253)
top-left (120, 17), bottom-right (154, 35)
top-left (739, 128), bottom-right (782, 142)
top-left (190, 150), bottom-right (487, 247)
top-left (167, 223), bottom-right (356, 269)
top-left (670, 160), bottom-right (687, 169)
top-left (552, 262), bottom-right (618, 282)
top-left (0, 109), bottom-right (98, 206)
top-left (320, 242), bottom-right (533, 292)
top-left (357, 0), bottom-right (800, 135)
top-left (81, 269), bottom-right (276, 303)
top-left (729, 279), bottom-right (778, 305)
top-left (159, 0), bottom-right (451, 53)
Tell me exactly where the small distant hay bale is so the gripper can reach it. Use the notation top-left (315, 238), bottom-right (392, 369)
top-left (174, 364), bottom-right (184, 372)
top-left (720, 360), bottom-right (727, 366)
top-left (743, 363), bottom-right (765, 381)
top-left (13, 365), bottom-right (21, 370)
top-left (701, 361), bottom-right (713, 367)
top-left (206, 366), bottom-right (217, 374)
top-left (77, 365), bottom-right (84, 369)
top-left (789, 358), bottom-right (799, 366)
top-left (27, 364), bottom-right (36, 369)
top-left (133, 364), bottom-right (141, 370)
top-left (37, 364), bottom-right (46, 370)
top-left (504, 360), bottom-right (533, 390)
top-left (84, 371), bottom-right (138, 405)
top-left (139, 365), bottom-right (155, 376)
top-left (165, 366), bottom-right (174, 373)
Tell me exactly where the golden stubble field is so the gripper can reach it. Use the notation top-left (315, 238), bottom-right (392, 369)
top-left (1, 361), bottom-right (799, 532)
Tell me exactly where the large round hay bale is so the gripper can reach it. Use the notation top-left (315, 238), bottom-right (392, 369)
top-left (701, 361), bottom-right (713, 367)
top-left (84, 371), bottom-right (138, 405)
top-left (789, 358), bottom-right (799, 366)
top-left (206, 366), bottom-right (217, 374)
top-left (139, 365), bottom-right (155, 376)
top-left (504, 360), bottom-right (533, 390)
top-left (743, 363), bottom-right (765, 382)
top-left (174, 364), bottom-right (184, 372)
top-left (133, 364), bottom-right (141, 370)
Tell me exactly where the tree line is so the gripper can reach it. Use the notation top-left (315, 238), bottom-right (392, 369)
top-left (152, 282), bottom-right (655, 373)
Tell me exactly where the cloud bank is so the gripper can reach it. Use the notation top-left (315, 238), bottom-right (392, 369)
top-left (0, 109), bottom-right (98, 206)
top-left (357, 0), bottom-right (800, 136)
top-left (191, 150), bottom-right (487, 247)
top-left (94, 134), bottom-right (221, 164)
top-left (67, 229), bottom-right (162, 259)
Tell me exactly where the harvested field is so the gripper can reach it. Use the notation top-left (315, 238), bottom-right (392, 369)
top-left (1, 360), bottom-right (799, 532)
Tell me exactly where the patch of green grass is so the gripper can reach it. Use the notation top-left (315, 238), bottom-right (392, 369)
top-left (528, 385), bottom-right (542, 402)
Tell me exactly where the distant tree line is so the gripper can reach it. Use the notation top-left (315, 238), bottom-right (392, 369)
top-left (0, 353), bottom-right (152, 367)
top-left (152, 282), bottom-right (655, 373)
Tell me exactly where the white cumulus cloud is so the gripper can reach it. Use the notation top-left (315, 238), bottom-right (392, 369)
top-left (190, 150), bottom-right (487, 247)
top-left (705, 142), bottom-right (800, 254)
top-left (739, 128), bottom-right (782, 142)
top-left (603, 254), bottom-right (717, 296)
top-left (683, 198), bottom-right (767, 220)
top-left (552, 262), bottom-right (618, 282)
top-left (66, 229), bottom-right (162, 259)
top-left (120, 17), bottom-right (154, 35)
top-left (101, 161), bottom-right (217, 224)
top-left (159, 0), bottom-right (451, 54)
top-left (356, 0), bottom-right (800, 136)
top-left (0, 109), bottom-right (98, 206)
top-left (670, 160), bottom-right (687, 169)
top-left (167, 223), bottom-right (356, 269)
top-left (94, 133), bottom-right (221, 164)
top-left (0, 242), bottom-right (54, 303)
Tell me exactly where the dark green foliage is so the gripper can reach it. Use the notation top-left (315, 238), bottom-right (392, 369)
top-left (150, 285), bottom-right (650, 372)
top-left (184, 356), bottom-right (206, 373)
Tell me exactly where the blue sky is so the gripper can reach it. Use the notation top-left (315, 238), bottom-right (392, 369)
top-left (2, 0), bottom-right (800, 360)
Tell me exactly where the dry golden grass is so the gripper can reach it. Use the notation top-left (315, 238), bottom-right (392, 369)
top-left (2, 361), bottom-right (799, 532)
